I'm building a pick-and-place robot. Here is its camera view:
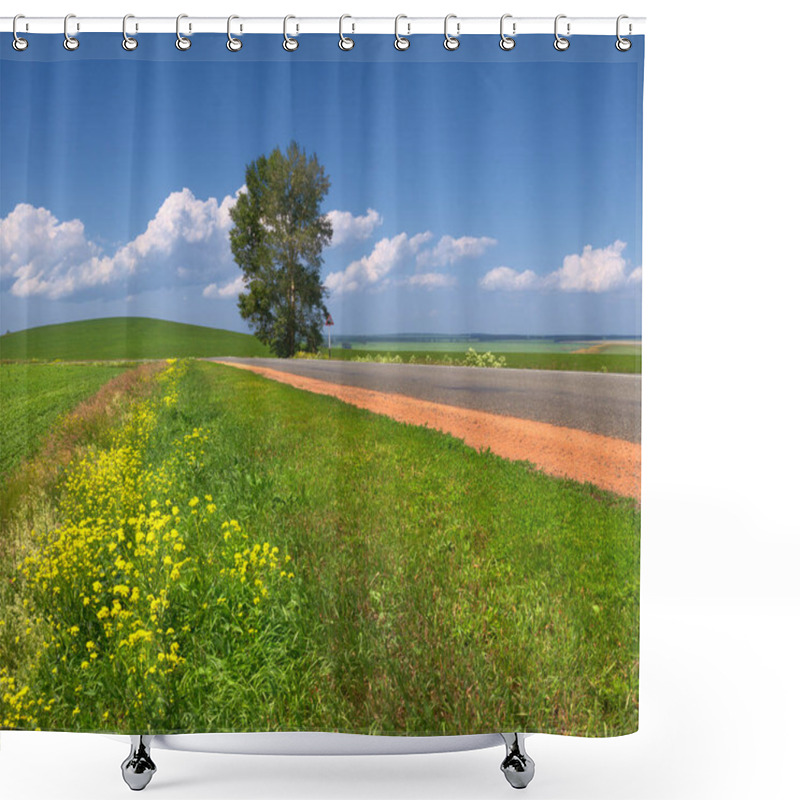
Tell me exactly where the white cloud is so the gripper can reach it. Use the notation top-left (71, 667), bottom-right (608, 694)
top-left (324, 231), bottom-right (433, 294)
top-left (416, 235), bottom-right (496, 268)
top-left (326, 208), bottom-right (383, 247)
top-left (479, 241), bottom-right (640, 293)
top-left (479, 266), bottom-right (538, 291)
top-left (403, 272), bottom-right (457, 290)
top-left (324, 230), bottom-right (496, 295)
top-left (544, 240), bottom-right (631, 292)
top-left (0, 204), bottom-right (109, 298)
top-left (1, 188), bottom-right (242, 300)
top-left (203, 275), bottom-right (245, 299)
top-left (627, 266), bottom-right (643, 284)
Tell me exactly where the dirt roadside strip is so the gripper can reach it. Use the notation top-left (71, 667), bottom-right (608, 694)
top-left (214, 361), bottom-right (641, 501)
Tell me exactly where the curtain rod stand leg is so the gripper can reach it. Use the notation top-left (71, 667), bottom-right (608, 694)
top-left (500, 732), bottom-right (535, 789)
top-left (121, 735), bottom-right (157, 791)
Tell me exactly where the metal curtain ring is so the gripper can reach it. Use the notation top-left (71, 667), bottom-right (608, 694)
top-left (616, 14), bottom-right (632, 51)
top-left (499, 14), bottom-right (515, 51)
top-left (176, 14), bottom-right (191, 50)
top-left (554, 14), bottom-right (570, 51)
top-left (122, 14), bottom-right (138, 51)
top-left (339, 14), bottom-right (354, 50)
top-left (394, 14), bottom-right (410, 50)
top-left (63, 13), bottom-right (79, 50)
top-left (227, 15), bottom-right (242, 51)
top-left (394, 14), bottom-right (411, 50)
top-left (444, 14), bottom-right (460, 51)
top-left (283, 15), bottom-right (298, 51)
top-left (12, 14), bottom-right (28, 51)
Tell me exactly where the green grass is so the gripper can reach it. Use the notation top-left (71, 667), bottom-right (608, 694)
top-left (0, 317), bottom-right (273, 361)
top-left (0, 363), bottom-right (128, 481)
top-left (339, 338), bottom-right (639, 354)
top-left (1, 359), bottom-right (639, 736)
top-left (184, 362), bottom-right (640, 734)
top-left (327, 348), bottom-right (642, 374)
top-left (0, 319), bottom-right (641, 373)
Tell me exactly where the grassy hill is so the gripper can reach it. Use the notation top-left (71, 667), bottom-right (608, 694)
top-left (0, 317), bottom-right (273, 361)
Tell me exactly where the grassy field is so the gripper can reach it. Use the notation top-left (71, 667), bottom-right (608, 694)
top-left (0, 359), bottom-right (639, 736)
top-left (337, 338), bottom-right (641, 354)
top-left (327, 347), bottom-right (642, 374)
top-left (0, 319), bottom-right (641, 373)
top-left (0, 317), bottom-right (273, 361)
top-left (0, 363), bottom-right (128, 481)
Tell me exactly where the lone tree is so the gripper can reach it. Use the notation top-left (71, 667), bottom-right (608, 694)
top-left (229, 142), bottom-right (332, 358)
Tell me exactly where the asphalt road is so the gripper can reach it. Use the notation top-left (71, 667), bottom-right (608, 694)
top-left (214, 358), bottom-right (641, 443)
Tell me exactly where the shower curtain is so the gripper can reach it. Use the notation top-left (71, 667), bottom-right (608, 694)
top-left (0, 29), bottom-right (643, 739)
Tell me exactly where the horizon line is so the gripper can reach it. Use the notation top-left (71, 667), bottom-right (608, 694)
top-left (0, 316), bottom-right (641, 341)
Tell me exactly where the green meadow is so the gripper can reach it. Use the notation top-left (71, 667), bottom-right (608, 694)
top-left (337, 338), bottom-right (638, 354)
top-left (328, 347), bottom-right (641, 373)
top-left (0, 359), bottom-right (639, 736)
top-left (0, 317), bottom-right (273, 361)
top-left (0, 363), bottom-right (128, 480)
top-left (1, 318), bottom-right (640, 373)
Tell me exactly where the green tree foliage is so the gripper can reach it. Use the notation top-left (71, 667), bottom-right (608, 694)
top-left (229, 142), bottom-right (333, 358)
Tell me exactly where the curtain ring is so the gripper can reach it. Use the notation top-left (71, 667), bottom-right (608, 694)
top-left (616, 14), bottom-right (632, 51)
top-left (499, 14), bottom-right (515, 51)
top-left (227, 15), bottom-right (242, 51)
top-left (176, 14), bottom-right (191, 50)
top-left (394, 15), bottom-right (410, 51)
top-left (122, 14), bottom-right (138, 51)
top-left (443, 14), bottom-right (460, 51)
top-left (339, 14), bottom-right (354, 50)
top-left (283, 15), bottom-right (298, 51)
top-left (553, 14), bottom-right (570, 51)
top-left (63, 13), bottom-right (79, 51)
top-left (12, 14), bottom-right (28, 51)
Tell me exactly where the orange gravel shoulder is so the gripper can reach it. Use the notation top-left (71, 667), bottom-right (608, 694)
top-left (214, 361), bottom-right (641, 501)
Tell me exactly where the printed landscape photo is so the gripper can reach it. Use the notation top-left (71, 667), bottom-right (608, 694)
top-left (1, 36), bottom-right (642, 737)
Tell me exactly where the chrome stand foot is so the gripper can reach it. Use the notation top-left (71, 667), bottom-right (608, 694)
top-left (121, 735), bottom-right (156, 791)
top-left (500, 733), bottom-right (535, 789)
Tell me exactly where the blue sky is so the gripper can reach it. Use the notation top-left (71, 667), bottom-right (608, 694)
top-left (0, 34), bottom-right (643, 336)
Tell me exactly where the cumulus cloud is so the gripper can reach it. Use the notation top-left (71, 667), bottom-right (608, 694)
top-left (479, 266), bottom-right (538, 292)
top-left (416, 235), bottom-right (496, 268)
top-left (1, 204), bottom-right (109, 298)
top-left (402, 272), bottom-right (457, 290)
top-left (627, 266), bottom-right (643, 284)
top-left (324, 231), bottom-right (497, 295)
top-left (202, 275), bottom-right (245, 299)
top-left (543, 240), bottom-right (632, 292)
top-left (1, 188), bottom-right (242, 300)
top-left (324, 231), bottom-right (433, 294)
top-left (479, 241), bottom-right (640, 293)
top-left (326, 208), bottom-right (383, 247)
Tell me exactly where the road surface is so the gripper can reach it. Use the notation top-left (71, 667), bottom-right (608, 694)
top-left (213, 358), bottom-right (641, 443)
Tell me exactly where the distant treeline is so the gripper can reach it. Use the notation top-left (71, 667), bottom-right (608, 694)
top-left (330, 333), bottom-right (641, 345)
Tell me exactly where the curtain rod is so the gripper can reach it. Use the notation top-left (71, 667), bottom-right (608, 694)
top-left (1, 16), bottom-right (645, 36)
